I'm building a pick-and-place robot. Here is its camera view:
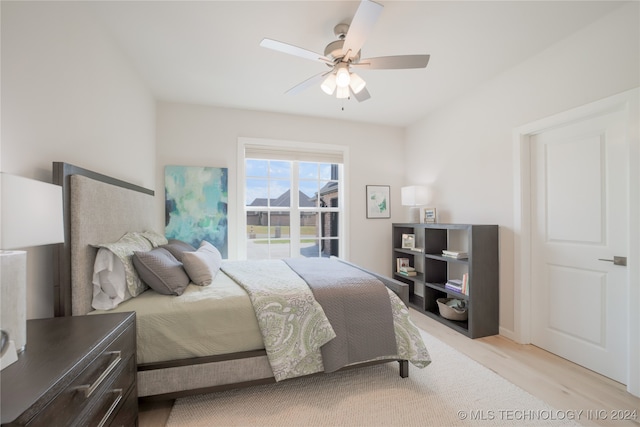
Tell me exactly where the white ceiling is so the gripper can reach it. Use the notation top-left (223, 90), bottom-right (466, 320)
top-left (88, 1), bottom-right (623, 127)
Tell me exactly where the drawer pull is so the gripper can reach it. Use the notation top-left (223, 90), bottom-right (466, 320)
top-left (97, 388), bottom-right (123, 427)
top-left (78, 351), bottom-right (122, 398)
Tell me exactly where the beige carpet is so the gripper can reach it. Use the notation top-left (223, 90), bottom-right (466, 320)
top-left (167, 329), bottom-right (582, 426)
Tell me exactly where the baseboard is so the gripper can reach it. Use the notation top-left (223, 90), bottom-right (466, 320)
top-left (499, 326), bottom-right (516, 341)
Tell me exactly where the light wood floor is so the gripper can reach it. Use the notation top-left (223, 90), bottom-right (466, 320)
top-left (138, 310), bottom-right (639, 426)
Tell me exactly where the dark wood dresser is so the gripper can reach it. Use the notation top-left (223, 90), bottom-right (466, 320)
top-left (1, 312), bottom-right (137, 426)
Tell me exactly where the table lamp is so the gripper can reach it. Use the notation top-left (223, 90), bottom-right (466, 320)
top-left (1, 173), bottom-right (64, 369)
top-left (401, 185), bottom-right (429, 222)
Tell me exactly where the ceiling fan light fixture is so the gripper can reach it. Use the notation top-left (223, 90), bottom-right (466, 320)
top-left (335, 64), bottom-right (351, 88)
top-left (260, 0), bottom-right (430, 104)
top-left (321, 73), bottom-right (337, 95)
top-left (336, 86), bottom-right (349, 99)
top-left (349, 72), bottom-right (366, 94)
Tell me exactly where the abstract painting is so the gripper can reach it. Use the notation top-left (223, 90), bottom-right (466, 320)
top-left (366, 185), bottom-right (390, 218)
top-left (165, 165), bottom-right (228, 258)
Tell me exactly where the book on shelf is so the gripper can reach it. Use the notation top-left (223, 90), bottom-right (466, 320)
top-left (398, 270), bottom-right (418, 277)
top-left (445, 279), bottom-right (463, 292)
top-left (442, 249), bottom-right (468, 259)
top-left (461, 273), bottom-right (469, 295)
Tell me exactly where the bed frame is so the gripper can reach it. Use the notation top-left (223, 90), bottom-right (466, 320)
top-left (52, 161), bottom-right (410, 400)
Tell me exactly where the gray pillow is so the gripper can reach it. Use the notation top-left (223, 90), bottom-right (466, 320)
top-left (161, 239), bottom-right (197, 262)
top-left (132, 248), bottom-right (190, 296)
top-left (182, 241), bottom-right (222, 286)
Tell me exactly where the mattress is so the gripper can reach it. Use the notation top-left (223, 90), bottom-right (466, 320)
top-left (91, 261), bottom-right (431, 374)
top-left (90, 271), bottom-right (264, 364)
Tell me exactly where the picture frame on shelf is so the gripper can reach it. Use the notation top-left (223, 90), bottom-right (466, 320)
top-left (401, 233), bottom-right (415, 249)
top-left (396, 257), bottom-right (410, 272)
top-left (366, 185), bottom-right (390, 218)
top-left (422, 207), bottom-right (437, 223)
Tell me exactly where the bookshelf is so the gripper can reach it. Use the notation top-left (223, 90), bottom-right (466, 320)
top-left (392, 223), bottom-right (499, 338)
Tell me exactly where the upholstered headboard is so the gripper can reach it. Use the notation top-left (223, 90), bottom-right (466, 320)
top-left (53, 162), bottom-right (156, 316)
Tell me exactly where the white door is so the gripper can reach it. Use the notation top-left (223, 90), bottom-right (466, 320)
top-left (530, 108), bottom-right (628, 383)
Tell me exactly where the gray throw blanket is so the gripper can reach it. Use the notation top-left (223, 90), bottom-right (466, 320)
top-left (284, 258), bottom-right (398, 373)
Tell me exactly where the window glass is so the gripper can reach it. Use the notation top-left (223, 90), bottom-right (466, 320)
top-left (246, 178), bottom-right (268, 206)
top-left (319, 163), bottom-right (333, 180)
top-left (299, 162), bottom-right (318, 179)
top-left (269, 180), bottom-right (291, 207)
top-left (301, 212), bottom-right (320, 238)
top-left (299, 181), bottom-right (318, 208)
top-left (269, 161), bottom-right (290, 178)
top-left (246, 159), bottom-right (268, 177)
top-left (245, 158), bottom-right (341, 260)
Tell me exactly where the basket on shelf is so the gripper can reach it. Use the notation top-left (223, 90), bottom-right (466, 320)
top-left (436, 298), bottom-right (468, 321)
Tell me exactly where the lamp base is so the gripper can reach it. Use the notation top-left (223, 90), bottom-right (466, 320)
top-left (0, 339), bottom-right (18, 370)
top-left (1, 251), bottom-right (27, 353)
top-left (409, 207), bottom-right (421, 223)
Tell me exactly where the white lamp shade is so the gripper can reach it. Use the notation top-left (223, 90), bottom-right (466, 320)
top-left (335, 65), bottom-right (351, 88)
top-left (349, 72), bottom-right (366, 94)
top-left (401, 185), bottom-right (429, 206)
top-left (321, 73), bottom-right (337, 95)
top-left (1, 173), bottom-right (65, 249)
top-left (336, 86), bottom-right (349, 99)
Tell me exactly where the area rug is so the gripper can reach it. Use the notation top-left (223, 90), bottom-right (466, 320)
top-left (167, 329), bottom-right (582, 426)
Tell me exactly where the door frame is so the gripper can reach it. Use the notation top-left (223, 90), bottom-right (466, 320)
top-left (513, 88), bottom-right (639, 396)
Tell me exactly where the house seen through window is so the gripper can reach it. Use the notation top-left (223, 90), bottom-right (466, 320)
top-left (245, 159), bottom-right (342, 260)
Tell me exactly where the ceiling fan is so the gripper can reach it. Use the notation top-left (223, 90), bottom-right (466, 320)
top-left (259, 0), bottom-right (430, 102)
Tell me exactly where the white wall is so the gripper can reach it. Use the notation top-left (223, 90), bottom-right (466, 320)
top-left (156, 102), bottom-right (405, 273)
top-left (1, 1), bottom-right (156, 318)
top-left (404, 3), bottom-right (639, 335)
top-left (4, 1), bottom-right (635, 332)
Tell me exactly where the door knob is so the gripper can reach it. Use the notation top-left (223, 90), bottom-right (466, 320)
top-left (598, 256), bottom-right (627, 266)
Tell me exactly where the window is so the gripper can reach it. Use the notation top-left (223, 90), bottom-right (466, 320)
top-left (238, 138), bottom-right (347, 260)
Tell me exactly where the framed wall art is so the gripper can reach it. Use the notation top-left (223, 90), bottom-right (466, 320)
top-left (366, 185), bottom-right (390, 218)
top-left (165, 165), bottom-right (229, 257)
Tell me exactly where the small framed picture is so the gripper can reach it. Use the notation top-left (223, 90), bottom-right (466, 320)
top-left (422, 207), bottom-right (437, 223)
top-left (366, 185), bottom-right (390, 219)
top-left (401, 233), bottom-right (415, 249)
top-left (396, 257), bottom-right (410, 272)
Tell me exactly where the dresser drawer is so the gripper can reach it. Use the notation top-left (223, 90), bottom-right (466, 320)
top-left (74, 355), bottom-right (136, 427)
top-left (27, 325), bottom-right (135, 427)
top-left (106, 384), bottom-right (138, 427)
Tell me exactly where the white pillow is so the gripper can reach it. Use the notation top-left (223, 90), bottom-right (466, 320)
top-left (182, 241), bottom-right (222, 286)
top-left (92, 248), bottom-right (132, 310)
top-left (93, 231), bottom-right (153, 297)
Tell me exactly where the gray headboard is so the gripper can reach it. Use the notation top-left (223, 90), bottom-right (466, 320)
top-left (53, 162), bottom-right (155, 316)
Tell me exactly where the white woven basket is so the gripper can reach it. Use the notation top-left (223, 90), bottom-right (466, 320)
top-left (436, 298), bottom-right (468, 321)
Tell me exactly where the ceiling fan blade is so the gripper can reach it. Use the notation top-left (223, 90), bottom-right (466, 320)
top-left (285, 71), bottom-right (331, 95)
top-left (260, 38), bottom-right (333, 64)
top-left (342, 0), bottom-right (384, 62)
top-left (352, 87), bottom-right (371, 102)
top-left (353, 55), bottom-right (430, 70)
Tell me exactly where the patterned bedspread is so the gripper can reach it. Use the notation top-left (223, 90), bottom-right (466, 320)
top-left (221, 259), bottom-right (431, 381)
top-left (284, 258), bottom-right (398, 372)
top-left (221, 260), bottom-right (335, 380)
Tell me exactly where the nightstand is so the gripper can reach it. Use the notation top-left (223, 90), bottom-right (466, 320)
top-left (1, 312), bottom-right (137, 426)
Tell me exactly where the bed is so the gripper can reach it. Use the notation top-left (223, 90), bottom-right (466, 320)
top-left (52, 162), bottom-right (430, 400)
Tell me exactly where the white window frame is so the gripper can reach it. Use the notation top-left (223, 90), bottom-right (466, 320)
top-left (236, 137), bottom-right (349, 260)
